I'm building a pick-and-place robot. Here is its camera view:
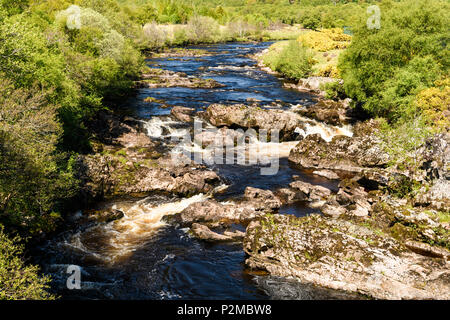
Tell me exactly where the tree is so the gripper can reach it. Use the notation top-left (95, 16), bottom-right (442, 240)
top-left (0, 226), bottom-right (55, 300)
top-left (0, 77), bottom-right (77, 234)
top-left (339, 0), bottom-right (449, 120)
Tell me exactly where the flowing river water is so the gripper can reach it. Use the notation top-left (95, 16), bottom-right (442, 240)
top-left (33, 42), bottom-right (355, 300)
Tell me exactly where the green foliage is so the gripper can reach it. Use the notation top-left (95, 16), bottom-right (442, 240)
top-left (323, 81), bottom-right (346, 100)
top-left (0, 226), bottom-right (55, 300)
top-left (263, 40), bottom-right (315, 80)
top-left (378, 116), bottom-right (432, 173)
top-left (0, 78), bottom-right (78, 234)
top-left (186, 16), bottom-right (221, 43)
top-left (339, 0), bottom-right (449, 121)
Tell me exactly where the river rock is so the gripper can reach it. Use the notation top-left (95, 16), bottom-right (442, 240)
top-left (276, 188), bottom-right (307, 204)
top-left (289, 76), bottom-right (339, 94)
top-left (190, 223), bottom-right (245, 242)
top-left (243, 187), bottom-right (282, 210)
top-left (137, 68), bottom-right (225, 89)
top-left (78, 153), bottom-right (221, 202)
top-left (89, 209), bottom-right (125, 223)
top-left (191, 223), bottom-right (233, 242)
top-left (289, 180), bottom-right (332, 201)
top-left (289, 119), bottom-right (390, 172)
top-left (295, 99), bottom-right (354, 126)
top-left (171, 106), bottom-right (195, 122)
top-left (177, 188), bottom-right (281, 226)
top-left (203, 104), bottom-right (307, 141)
top-left (244, 214), bottom-right (450, 300)
top-left (313, 170), bottom-right (339, 180)
top-left (176, 200), bottom-right (239, 226)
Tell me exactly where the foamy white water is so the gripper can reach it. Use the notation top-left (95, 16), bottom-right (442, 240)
top-left (67, 194), bottom-right (209, 264)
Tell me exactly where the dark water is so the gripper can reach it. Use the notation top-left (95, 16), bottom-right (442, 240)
top-left (124, 42), bottom-right (315, 118)
top-left (34, 42), bottom-right (346, 300)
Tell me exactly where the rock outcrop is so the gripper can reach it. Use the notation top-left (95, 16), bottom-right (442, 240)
top-left (78, 113), bottom-right (221, 202)
top-left (137, 68), bottom-right (225, 89)
top-left (202, 104), bottom-right (307, 141)
top-left (175, 187), bottom-right (282, 228)
top-left (244, 214), bottom-right (450, 300)
top-left (414, 133), bottom-right (450, 211)
top-left (289, 120), bottom-right (390, 172)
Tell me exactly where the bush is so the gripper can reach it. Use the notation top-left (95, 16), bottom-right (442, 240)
top-left (0, 78), bottom-right (78, 234)
top-left (263, 40), bottom-right (315, 80)
top-left (186, 15), bottom-right (220, 43)
top-left (415, 79), bottom-right (450, 131)
top-left (142, 22), bottom-right (168, 48)
top-left (323, 80), bottom-right (346, 100)
top-left (339, 0), bottom-right (449, 121)
top-left (0, 226), bottom-right (55, 300)
top-left (298, 28), bottom-right (351, 52)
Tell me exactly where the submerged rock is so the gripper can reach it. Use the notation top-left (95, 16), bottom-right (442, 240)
top-left (244, 214), bottom-right (450, 300)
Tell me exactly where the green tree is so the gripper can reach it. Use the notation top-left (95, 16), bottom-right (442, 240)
top-left (339, 0), bottom-right (449, 120)
top-left (0, 226), bottom-right (55, 300)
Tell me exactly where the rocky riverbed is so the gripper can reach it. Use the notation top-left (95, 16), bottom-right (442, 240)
top-left (34, 42), bottom-right (449, 300)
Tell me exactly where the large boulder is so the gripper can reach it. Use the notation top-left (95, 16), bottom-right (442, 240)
top-left (244, 214), bottom-right (450, 300)
top-left (203, 104), bottom-right (307, 141)
top-left (176, 187), bottom-right (282, 227)
top-left (171, 106), bottom-right (195, 123)
top-left (289, 120), bottom-right (390, 172)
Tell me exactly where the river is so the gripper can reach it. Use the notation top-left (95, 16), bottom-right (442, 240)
top-left (33, 42), bottom-right (354, 300)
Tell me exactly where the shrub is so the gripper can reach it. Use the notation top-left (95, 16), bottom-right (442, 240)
top-left (298, 28), bottom-right (351, 52)
top-left (415, 79), bottom-right (450, 132)
top-left (0, 226), bottom-right (55, 300)
top-left (186, 15), bottom-right (220, 43)
top-left (323, 80), bottom-right (346, 100)
top-left (263, 40), bottom-right (315, 80)
top-left (142, 22), bottom-right (168, 48)
top-left (339, 0), bottom-right (449, 121)
top-left (0, 78), bottom-right (78, 234)
top-left (317, 64), bottom-right (339, 78)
